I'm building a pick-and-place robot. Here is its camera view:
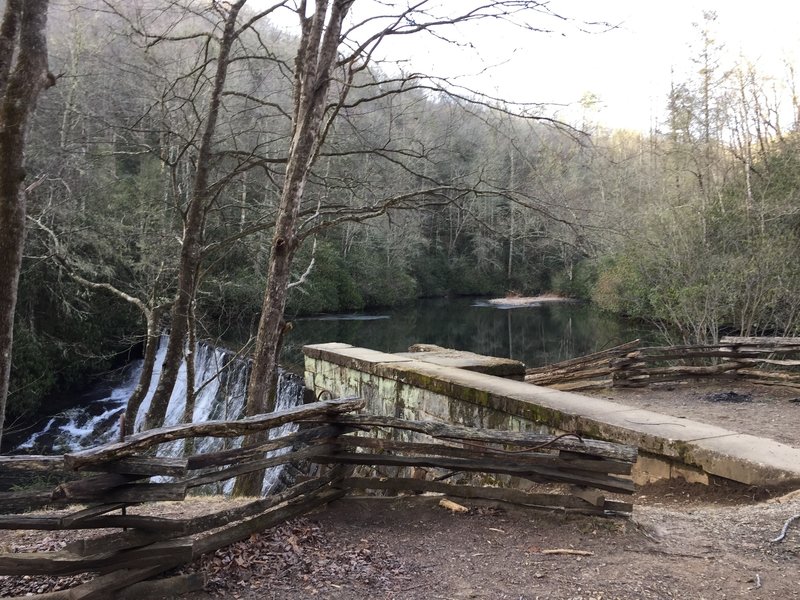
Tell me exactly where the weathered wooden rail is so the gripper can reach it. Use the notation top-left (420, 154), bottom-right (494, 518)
top-left (0, 398), bottom-right (636, 598)
top-left (525, 336), bottom-right (800, 390)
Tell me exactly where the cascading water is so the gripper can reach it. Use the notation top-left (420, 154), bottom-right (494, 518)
top-left (16, 336), bottom-right (306, 495)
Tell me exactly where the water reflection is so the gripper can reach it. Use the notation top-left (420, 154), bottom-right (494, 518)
top-left (281, 297), bottom-right (654, 371)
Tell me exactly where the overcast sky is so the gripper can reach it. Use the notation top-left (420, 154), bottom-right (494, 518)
top-left (264, 1), bottom-right (800, 131)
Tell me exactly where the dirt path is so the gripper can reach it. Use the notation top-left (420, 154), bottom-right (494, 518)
top-left (2, 381), bottom-right (799, 599)
top-left (1, 486), bottom-right (798, 599)
top-left (588, 382), bottom-right (800, 447)
top-left (177, 488), bottom-right (800, 600)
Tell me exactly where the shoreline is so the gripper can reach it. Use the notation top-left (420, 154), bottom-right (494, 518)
top-left (486, 294), bottom-right (575, 307)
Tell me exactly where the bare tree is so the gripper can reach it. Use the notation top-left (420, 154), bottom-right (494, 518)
top-left (138, 0), bottom-right (286, 431)
top-left (0, 0), bottom-right (53, 446)
top-left (234, 0), bottom-right (580, 495)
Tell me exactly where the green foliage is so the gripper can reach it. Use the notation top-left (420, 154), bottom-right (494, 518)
top-left (550, 259), bottom-right (597, 300)
top-left (9, 259), bottom-right (142, 421)
top-left (8, 324), bottom-right (55, 420)
top-left (286, 241), bottom-right (365, 315)
top-left (591, 255), bottom-right (651, 318)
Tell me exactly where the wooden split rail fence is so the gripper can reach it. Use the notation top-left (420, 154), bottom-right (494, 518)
top-left (0, 398), bottom-right (637, 599)
top-left (525, 336), bottom-right (800, 390)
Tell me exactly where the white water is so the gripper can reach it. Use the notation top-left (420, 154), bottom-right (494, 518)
top-left (17, 336), bottom-right (305, 495)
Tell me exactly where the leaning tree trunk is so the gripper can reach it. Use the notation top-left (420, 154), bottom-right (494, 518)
top-left (233, 0), bottom-right (352, 497)
top-left (142, 203), bottom-right (203, 431)
top-left (143, 1), bottom-right (246, 431)
top-left (123, 305), bottom-right (165, 437)
top-left (0, 0), bottom-right (52, 447)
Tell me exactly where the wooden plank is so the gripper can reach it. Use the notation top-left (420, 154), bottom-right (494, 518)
top-left (623, 363), bottom-right (744, 377)
top-left (52, 480), bottom-right (187, 505)
top-left (70, 560), bottom-right (188, 600)
top-left (340, 477), bottom-right (632, 514)
top-left (0, 455), bottom-right (64, 471)
top-left (603, 499), bottom-right (634, 513)
top-left (526, 366), bottom-right (615, 386)
top-left (3, 570), bottom-right (203, 600)
top-left (312, 414), bottom-right (637, 462)
top-left (0, 513), bottom-right (186, 532)
top-left (0, 537), bottom-right (192, 576)
top-left (0, 489), bottom-right (55, 513)
top-left (632, 350), bottom-right (762, 361)
top-left (185, 442), bottom-right (334, 488)
top-left (311, 452), bottom-right (635, 494)
top-left (720, 336), bottom-right (800, 346)
top-left (51, 474), bottom-right (141, 502)
top-left (335, 435), bottom-right (633, 474)
top-left (548, 379), bottom-right (613, 391)
top-left (88, 456), bottom-right (188, 477)
top-left (738, 369), bottom-right (800, 382)
top-left (524, 340), bottom-right (640, 375)
top-left (735, 357), bottom-right (800, 366)
top-left (64, 528), bottom-right (164, 558)
top-left (60, 503), bottom-right (129, 527)
top-left (64, 398), bottom-right (364, 471)
top-left (186, 424), bottom-right (347, 469)
top-left (569, 485), bottom-right (605, 507)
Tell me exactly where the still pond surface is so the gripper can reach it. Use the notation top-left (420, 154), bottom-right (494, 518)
top-left (281, 297), bottom-right (655, 371)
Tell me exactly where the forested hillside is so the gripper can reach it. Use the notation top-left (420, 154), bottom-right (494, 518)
top-left (6, 4), bottom-right (800, 428)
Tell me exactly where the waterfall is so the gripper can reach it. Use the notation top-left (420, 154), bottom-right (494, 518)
top-left (16, 336), bottom-right (305, 495)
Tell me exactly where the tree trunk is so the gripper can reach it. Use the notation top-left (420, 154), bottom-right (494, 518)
top-left (143, 2), bottom-right (246, 431)
top-left (0, 0), bottom-right (52, 447)
top-left (124, 306), bottom-right (164, 437)
top-left (183, 300), bottom-right (197, 455)
top-left (233, 0), bottom-right (352, 497)
top-left (143, 212), bottom-right (201, 431)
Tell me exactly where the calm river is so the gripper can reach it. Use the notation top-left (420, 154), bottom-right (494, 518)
top-left (281, 297), bottom-right (653, 371)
